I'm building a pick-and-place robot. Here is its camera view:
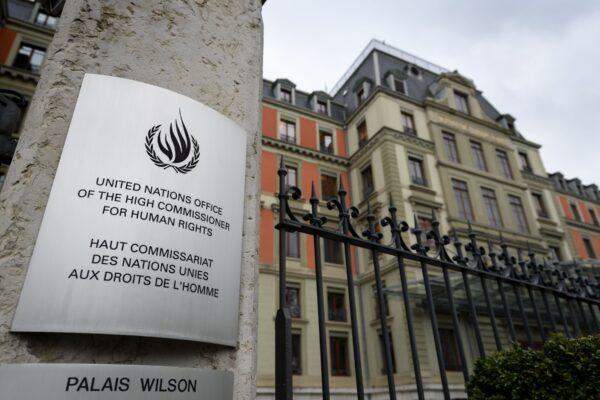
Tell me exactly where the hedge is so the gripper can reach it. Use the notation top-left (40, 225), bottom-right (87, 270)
top-left (466, 334), bottom-right (600, 400)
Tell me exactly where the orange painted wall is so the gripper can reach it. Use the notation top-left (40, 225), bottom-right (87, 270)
top-left (301, 161), bottom-right (319, 200)
top-left (571, 230), bottom-right (588, 259)
top-left (578, 201), bottom-right (592, 224)
top-left (259, 208), bottom-right (274, 265)
top-left (0, 28), bottom-right (16, 64)
top-left (336, 129), bottom-right (347, 157)
top-left (262, 106), bottom-right (278, 138)
top-left (340, 171), bottom-right (351, 208)
top-left (559, 196), bottom-right (573, 219)
top-left (299, 117), bottom-right (317, 150)
top-left (306, 235), bottom-right (315, 270)
top-left (261, 150), bottom-right (277, 194)
top-left (592, 235), bottom-right (600, 259)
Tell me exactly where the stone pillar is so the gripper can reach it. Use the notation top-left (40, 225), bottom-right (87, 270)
top-left (0, 1), bottom-right (263, 399)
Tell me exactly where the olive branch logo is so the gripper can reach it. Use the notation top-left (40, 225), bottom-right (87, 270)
top-left (145, 110), bottom-right (200, 174)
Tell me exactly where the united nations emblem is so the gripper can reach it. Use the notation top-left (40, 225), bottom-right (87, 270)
top-left (145, 109), bottom-right (200, 174)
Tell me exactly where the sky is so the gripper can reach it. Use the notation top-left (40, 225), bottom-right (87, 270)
top-left (262, 0), bottom-right (600, 184)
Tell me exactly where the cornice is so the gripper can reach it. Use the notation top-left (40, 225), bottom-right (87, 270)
top-left (448, 218), bottom-right (547, 251)
top-left (510, 135), bottom-right (542, 149)
top-left (539, 225), bottom-right (564, 239)
top-left (552, 187), bottom-right (600, 206)
top-left (521, 170), bottom-right (553, 187)
top-left (6, 17), bottom-right (56, 38)
top-left (262, 97), bottom-right (344, 126)
top-left (408, 194), bottom-right (444, 209)
top-left (345, 86), bottom-right (425, 126)
top-left (424, 99), bottom-right (542, 149)
top-left (0, 64), bottom-right (39, 84)
top-left (262, 136), bottom-right (350, 167)
top-left (437, 159), bottom-right (529, 191)
top-left (349, 126), bottom-right (435, 164)
top-left (565, 219), bottom-right (600, 233)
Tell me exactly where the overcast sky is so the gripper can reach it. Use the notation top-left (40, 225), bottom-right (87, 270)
top-left (263, 0), bottom-right (600, 184)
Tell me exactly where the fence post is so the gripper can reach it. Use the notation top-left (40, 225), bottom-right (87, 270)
top-left (275, 159), bottom-right (293, 400)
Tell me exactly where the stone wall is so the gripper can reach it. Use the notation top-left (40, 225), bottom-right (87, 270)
top-left (0, 1), bottom-right (263, 399)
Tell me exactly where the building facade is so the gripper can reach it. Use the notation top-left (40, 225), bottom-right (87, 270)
top-left (549, 172), bottom-right (600, 263)
top-left (0, 0), bottom-right (58, 188)
top-left (256, 40), bottom-right (594, 399)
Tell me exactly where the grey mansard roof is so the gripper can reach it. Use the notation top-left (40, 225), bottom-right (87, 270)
top-left (262, 39), bottom-right (522, 133)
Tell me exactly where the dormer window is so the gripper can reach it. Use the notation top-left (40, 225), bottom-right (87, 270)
top-left (394, 79), bottom-right (406, 94)
top-left (357, 87), bottom-right (367, 105)
top-left (518, 152), bottom-right (532, 172)
top-left (280, 89), bottom-right (292, 103)
top-left (316, 100), bottom-right (328, 115)
top-left (454, 91), bottom-right (469, 114)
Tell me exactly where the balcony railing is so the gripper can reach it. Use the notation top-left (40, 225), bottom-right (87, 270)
top-left (280, 135), bottom-right (296, 144)
top-left (320, 144), bottom-right (334, 155)
top-left (404, 127), bottom-right (417, 136)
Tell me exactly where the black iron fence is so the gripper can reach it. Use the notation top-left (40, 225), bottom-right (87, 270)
top-left (273, 160), bottom-right (600, 400)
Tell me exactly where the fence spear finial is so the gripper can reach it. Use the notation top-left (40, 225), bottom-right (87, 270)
top-left (413, 213), bottom-right (420, 230)
top-left (279, 156), bottom-right (285, 170)
top-left (310, 181), bottom-right (317, 201)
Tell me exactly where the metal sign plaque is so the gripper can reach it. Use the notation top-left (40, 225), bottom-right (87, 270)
top-left (11, 74), bottom-right (246, 345)
top-left (0, 364), bottom-right (233, 399)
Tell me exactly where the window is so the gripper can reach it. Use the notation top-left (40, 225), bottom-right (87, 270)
top-left (394, 79), bottom-right (406, 94)
top-left (496, 150), bottom-right (513, 179)
top-left (509, 195), bottom-right (529, 233)
top-left (319, 130), bottom-right (334, 154)
top-left (532, 193), bottom-right (548, 218)
top-left (439, 328), bottom-right (461, 371)
top-left (328, 291), bottom-right (346, 321)
top-left (357, 120), bottom-right (368, 148)
top-left (518, 152), bottom-right (532, 172)
top-left (452, 179), bottom-right (474, 221)
top-left (361, 166), bottom-right (374, 198)
top-left (12, 43), bottom-right (46, 73)
top-left (442, 132), bottom-right (460, 163)
top-left (549, 246), bottom-right (562, 262)
top-left (279, 120), bottom-right (296, 143)
top-left (316, 100), bottom-right (328, 115)
top-left (481, 187), bottom-right (503, 228)
top-left (35, 12), bottom-right (57, 28)
top-left (570, 203), bottom-right (581, 222)
top-left (470, 141), bottom-right (487, 171)
top-left (330, 336), bottom-right (350, 376)
top-left (286, 231), bottom-right (300, 259)
top-left (285, 285), bottom-right (301, 318)
top-left (378, 330), bottom-right (397, 373)
top-left (321, 174), bottom-right (338, 200)
top-left (401, 112), bottom-right (416, 136)
top-left (324, 239), bottom-right (343, 264)
top-left (583, 238), bottom-right (596, 259)
top-left (418, 215), bottom-right (434, 248)
top-left (292, 333), bottom-right (302, 375)
top-left (373, 282), bottom-right (390, 318)
top-left (280, 88), bottom-right (292, 103)
top-left (590, 209), bottom-right (600, 226)
top-left (357, 87), bottom-right (367, 105)
top-left (285, 165), bottom-right (297, 189)
top-left (454, 91), bottom-right (469, 114)
top-left (408, 156), bottom-right (426, 186)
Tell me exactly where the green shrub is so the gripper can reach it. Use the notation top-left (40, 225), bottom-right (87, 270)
top-left (466, 334), bottom-right (600, 400)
